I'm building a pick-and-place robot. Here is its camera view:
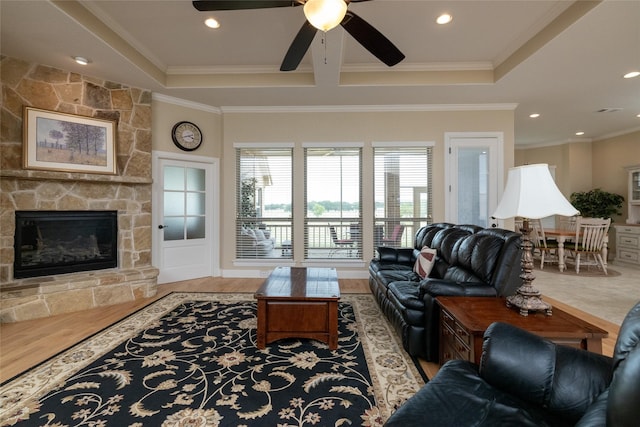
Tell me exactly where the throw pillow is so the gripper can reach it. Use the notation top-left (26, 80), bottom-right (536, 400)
top-left (414, 246), bottom-right (437, 279)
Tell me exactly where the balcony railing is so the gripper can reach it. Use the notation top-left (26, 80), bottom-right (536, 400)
top-left (306, 219), bottom-right (361, 259)
top-left (236, 217), bottom-right (431, 259)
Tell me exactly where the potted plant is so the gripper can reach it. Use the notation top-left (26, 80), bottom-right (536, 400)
top-left (569, 188), bottom-right (625, 220)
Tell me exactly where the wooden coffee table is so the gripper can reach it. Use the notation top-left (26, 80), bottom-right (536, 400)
top-left (255, 267), bottom-right (341, 349)
top-left (437, 296), bottom-right (609, 366)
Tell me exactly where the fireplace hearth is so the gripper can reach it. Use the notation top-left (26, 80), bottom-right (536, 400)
top-left (14, 211), bottom-right (118, 279)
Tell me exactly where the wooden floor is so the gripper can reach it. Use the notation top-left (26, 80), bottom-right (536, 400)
top-left (0, 278), bottom-right (620, 383)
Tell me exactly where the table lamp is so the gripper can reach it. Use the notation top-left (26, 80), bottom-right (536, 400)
top-left (493, 164), bottom-right (579, 316)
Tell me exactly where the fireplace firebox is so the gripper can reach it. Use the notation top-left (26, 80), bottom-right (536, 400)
top-left (14, 211), bottom-right (118, 279)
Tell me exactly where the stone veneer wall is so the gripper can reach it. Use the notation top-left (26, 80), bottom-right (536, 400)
top-left (0, 57), bottom-right (158, 322)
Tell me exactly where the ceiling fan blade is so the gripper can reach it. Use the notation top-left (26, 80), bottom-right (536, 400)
top-left (192, 1), bottom-right (300, 12)
top-left (340, 10), bottom-right (405, 67)
top-left (280, 21), bottom-right (317, 71)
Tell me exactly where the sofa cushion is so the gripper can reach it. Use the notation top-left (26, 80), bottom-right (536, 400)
top-left (387, 282), bottom-right (425, 327)
top-left (375, 269), bottom-right (420, 287)
top-left (374, 247), bottom-right (415, 268)
top-left (480, 322), bottom-right (612, 424)
top-left (388, 281), bottom-right (424, 311)
top-left (384, 360), bottom-right (557, 427)
top-left (413, 246), bottom-right (436, 278)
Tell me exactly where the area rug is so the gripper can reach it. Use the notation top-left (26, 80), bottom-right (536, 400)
top-left (0, 293), bottom-right (424, 426)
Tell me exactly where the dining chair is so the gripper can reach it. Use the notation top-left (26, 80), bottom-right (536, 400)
top-left (563, 217), bottom-right (611, 274)
top-left (530, 219), bottom-right (560, 269)
top-left (558, 215), bottom-right (579, 231)
top-left (329, 225), bottom-right (353, 257)
top-left (514, 217), bottom-right (524, 232)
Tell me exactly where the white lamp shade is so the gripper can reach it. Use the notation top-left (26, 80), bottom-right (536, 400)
top-left (493, 163), bottom-right (579, 219)
top-left (304, 0), bottom-right (347, 31)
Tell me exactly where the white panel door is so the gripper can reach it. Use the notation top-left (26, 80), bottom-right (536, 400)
top-left (445, 133), bottom-right (503, 228)
top-left (154, 157), bottom-right (215, 283)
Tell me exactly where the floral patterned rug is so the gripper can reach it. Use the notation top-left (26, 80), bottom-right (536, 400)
top-left (0, 293), bottom-right (424, 426)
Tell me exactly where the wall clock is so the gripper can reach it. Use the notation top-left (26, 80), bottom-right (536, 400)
top-left (171, 121), bottom-right (202, 151)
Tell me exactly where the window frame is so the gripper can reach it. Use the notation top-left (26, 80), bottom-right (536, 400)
top-left (235, 143), bottom-right (294, 260)
top-left (303, 143), bottom-right (363, 260)
top-left (372, 142), bottom-right (434, 255)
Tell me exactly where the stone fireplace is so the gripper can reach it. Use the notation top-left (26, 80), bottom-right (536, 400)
top-left (0, 57), bottom-right (158, 322)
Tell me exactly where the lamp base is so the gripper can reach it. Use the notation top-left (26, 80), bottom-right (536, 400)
top-left (506, 289), bottom-right (552, 317)
top-left (507, 219), bottom-right (553, 317)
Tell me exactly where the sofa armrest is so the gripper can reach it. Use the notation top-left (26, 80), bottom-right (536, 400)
top-left (376, 246), bottom-right (415, 267)
top-left (418, 279), bottom-right (498, 299)
top-left (480, 322), bottom-right (612, 424)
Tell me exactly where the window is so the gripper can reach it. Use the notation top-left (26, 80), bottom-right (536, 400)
top-left (304, 145), bottom-right (362, 259)
top-left (373, 144), bottom-right (433, 253)
top-left (236, 146), bottom-right (292, 259)
top-left (163, 165), bottom-right (207, 241)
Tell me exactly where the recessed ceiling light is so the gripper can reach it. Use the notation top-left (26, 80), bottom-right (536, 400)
top-left (436, 14), bottom-right (452, 25)
top-left (623, 71), bottom-right (640, 79)
top-left (637, 113), bottom-right (640, 118)
top-left (529, 113), bottom-right (540, 118)
top-left (73, 56), bottom-right (90, 65)
top-left (205, 17), bottom-right (220, 29)
top-left (575, 131), bottom-right (585, 136)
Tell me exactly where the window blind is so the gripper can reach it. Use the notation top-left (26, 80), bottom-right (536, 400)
top-left (373, 145), bottom-right (433, 254)
top-left (304, 146), bottom-right (362, 259)
top-left (236, 147), bottom-right (292, 259)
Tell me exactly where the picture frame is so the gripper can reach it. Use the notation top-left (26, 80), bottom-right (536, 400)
top-left (23, 106), bottom-right (117, 175)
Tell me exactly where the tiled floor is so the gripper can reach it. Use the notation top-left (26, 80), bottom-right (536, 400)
top-left (534, 262), bottom-right (640, 325)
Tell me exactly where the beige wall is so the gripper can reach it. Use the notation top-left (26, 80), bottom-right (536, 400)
top-left (152, 97), bottom-right (222, 158)
top-left (592, 131), bottom-right (640, 222)
top-left (514, 141), bottom-right (592, 197)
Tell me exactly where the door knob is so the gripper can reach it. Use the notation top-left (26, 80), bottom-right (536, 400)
top-left (158, 225), bottom-right (168, 229)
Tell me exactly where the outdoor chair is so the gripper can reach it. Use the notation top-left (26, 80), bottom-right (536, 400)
top-left (381, 224), bottom-right (405, 247)
top-left (329, 226), bottom-right (354, 257)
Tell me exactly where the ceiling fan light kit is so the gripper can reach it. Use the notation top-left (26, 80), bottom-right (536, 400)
top-left (193, 0), bottom-right (405, 71)
top-left (303, 0), bottom-right (347, 31)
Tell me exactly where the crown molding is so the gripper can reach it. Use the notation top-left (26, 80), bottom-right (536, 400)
top-left (593, 126), bottom-right (640, 142)
top-left (516, 125), bottom-right (640, 149)
top-left (152, 93), bottom-right (221, 114)
top-left (220, 103), bottom-right (518, 114)
top-left (515, 138), bottom-right (592, 150)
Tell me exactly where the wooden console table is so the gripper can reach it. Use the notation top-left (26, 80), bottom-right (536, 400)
top-left (255, 267), bottom-right (341, 349)
top-left (437, 296), bottom-right (608, 365)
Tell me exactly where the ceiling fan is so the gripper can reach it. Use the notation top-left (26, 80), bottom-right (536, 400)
top-left (192, 0), bottom-right (405, 71)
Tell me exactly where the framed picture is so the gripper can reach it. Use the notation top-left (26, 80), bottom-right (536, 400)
top-left (23, 106), bottom-right (117, 175)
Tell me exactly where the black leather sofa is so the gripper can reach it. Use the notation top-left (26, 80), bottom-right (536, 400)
top-left (384, 301), bottom-right (640, 427)
top-left (369, 223), bottom-right (522, 361)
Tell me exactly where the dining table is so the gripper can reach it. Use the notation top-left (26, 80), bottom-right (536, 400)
top-left (543, 228), bottom-right (609, 272)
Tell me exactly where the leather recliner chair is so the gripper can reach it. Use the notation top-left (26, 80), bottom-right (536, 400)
top-left (384, 301), bottom-right (640, 426)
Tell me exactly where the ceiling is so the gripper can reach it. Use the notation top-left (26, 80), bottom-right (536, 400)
top-left (1, 0), bottom-right (639, 147)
